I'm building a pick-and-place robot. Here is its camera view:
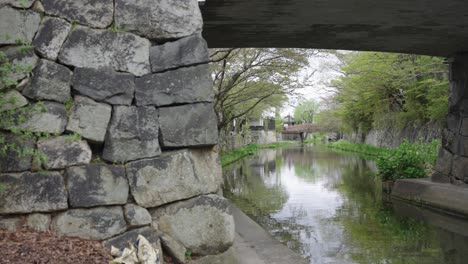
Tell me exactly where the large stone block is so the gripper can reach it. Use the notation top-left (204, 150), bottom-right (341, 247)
top-left (451, 155), bottom-right (468, 182)
top-left (38, 136), bottom-right (92, 170)
top-left (114, 0), bottom-right (203, 40)
top-left (22, 59), bottom-right (72, 103)
top-left (190, 147), bottom-right (223, 189)
top-left (434, 147), bottom-right (453, 176)
top-left (8, 101), bottom-right (68, 134)
top-left (160, 233), bottom-right (187, 264)
top-left (0, 90), bottom-right (28, 112)
top-left (72, 68), bottom-right (135, 106)
top-left (32, 17), bottom-right (71, 61)
top-left (0, 6), bottom-right (40, 44)
top-left (66, 96), bottom-right (112, 143)
top-left (42, 0), bottom-right (113, 28)
top-left (159, 103), bottom-right (218, 148)
top-left (126, 149), bottom-right (222, 208)
top-left (103, 106), bottom-right (161, 163)
top-left (150, 34), bottom-right (209, 72)
top-left (190, 247), bottom-right (238, 264)
top-left (52, 207), bottom-right (127, 240)
top-left (0, 132), bottom-right (35, 173)
top-left (0, 171), bottom-right (68, 214)
top-left (447, 114), bottom-right (460, 133)
top-left (1, 0), bottom-right (35, 8)
top-left (123, 204), bottom-right (152, 227)
top-left (59, 27), bottom-right (151, 76)
top-left (151, 195), bottom-right (235, 255)
top-left (0, 46), bottom-right (38, 89)
top-left (66, 164), bottom-right (129, 208)
top-left (135, 64), bottom-right (213, 107)
top-left (0, 216), bottom-right (22, 231)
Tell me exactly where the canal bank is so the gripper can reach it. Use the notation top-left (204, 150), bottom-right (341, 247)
top-left (231, 204), bottom-right (308, 264)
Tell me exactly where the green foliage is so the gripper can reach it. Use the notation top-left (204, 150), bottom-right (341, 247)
top-left (328, 140), bottom-right (391, 157)
top-left (185, 250), bottom-right (192, 260)
top-left (315, 108), bottom-right (342, 133)
top-left (210, 48), bottom-right (315, 133)
top-left (64, 97), bottom-right (74, 115)
top-left (302, 133), bottom-right (327, 143)
top-left (64, 132), bottom-right (82, 142)
top-left (0, 49), bottom-right (49, 188)
top-left (376, 139), bottom-right (439, 181)
top-left (19, 0), bottom-right (30, 8)
top-left (322, 52), bottom-right (448, 135)
top-left (221, 141), bottom-right (293, 167)
top-left (109, 22), bottom-right (126, 33)
top-left (0, 48), bottom-right (34, 88)
top-left (327, 139), bottom-right (439, 180)
top-left (275, 107), bottom-right (283, 133)
top-left (293, 99), bottom-right (320, 124)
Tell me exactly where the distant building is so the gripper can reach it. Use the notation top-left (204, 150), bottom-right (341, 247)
top-left (248, 117), bottom-right (276, 131)
top-left (282, 114), bottom-right (295, 128)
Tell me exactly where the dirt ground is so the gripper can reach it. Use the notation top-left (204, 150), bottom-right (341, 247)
top-left (0, 229), bottom-right (113, 263)
top-left (0, 229), bottom-right (181, 264)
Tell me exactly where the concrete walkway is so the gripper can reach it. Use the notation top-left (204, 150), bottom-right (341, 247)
top-left (231, 205), bottom-right (308, 264)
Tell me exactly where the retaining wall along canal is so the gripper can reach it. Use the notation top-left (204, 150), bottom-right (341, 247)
top-left (0, 0), bottom-right (234, 261)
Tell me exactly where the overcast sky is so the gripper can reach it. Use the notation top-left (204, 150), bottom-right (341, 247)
top-left (280, 51), bottom-right (343, 116)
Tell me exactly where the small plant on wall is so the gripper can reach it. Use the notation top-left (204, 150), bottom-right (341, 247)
top-left (0, 43), bottom-right (49, 188)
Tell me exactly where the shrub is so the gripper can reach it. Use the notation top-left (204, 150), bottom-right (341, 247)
top-left (376, 139), bottom-right (439, 181)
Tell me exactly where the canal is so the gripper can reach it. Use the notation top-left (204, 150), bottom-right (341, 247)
top-left (223, 144), bottom-right (468, 264)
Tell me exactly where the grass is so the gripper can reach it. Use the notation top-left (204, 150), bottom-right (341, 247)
top-left (221, 141), bottom-right (294, 167)
top-left (327, 140), bottom-right (391, 157)
top-left (327, 139), bottom-right (440, 181)
top-left (303, 133), bottom-right (328, 144)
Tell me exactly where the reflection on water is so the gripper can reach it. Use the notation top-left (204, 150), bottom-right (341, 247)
top-left (223, 144), bottom-right (468, 264)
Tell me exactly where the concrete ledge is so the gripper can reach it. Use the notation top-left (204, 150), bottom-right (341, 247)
top-left (392, 178), bottom-right (468, 218)
top-left (230, 204), bottom-right (308, 264)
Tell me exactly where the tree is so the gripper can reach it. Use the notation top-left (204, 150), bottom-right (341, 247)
top-left (275, 107), bottom-right (283, 133)
top-left (293, 99), bottom-right (320, 124)
top-left (321, 52), bottom-right (448, 135)
top-left (210, 48), bottom-right (317, 134)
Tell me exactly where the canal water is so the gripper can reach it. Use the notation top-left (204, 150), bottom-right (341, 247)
top-left (223, 144), bottom-right (468, 264)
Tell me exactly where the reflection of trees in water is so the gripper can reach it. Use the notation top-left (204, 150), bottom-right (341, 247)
top-left (283, 146), bottom-right (361, 188)
top-left (224, 146), bottom-right (462, 264)
top-left (223, 156), bottom-right (288, 218)
top-left (334, 162), bottom-right (444, 264)
top-left (436, 228), bottom-right (468, 264)
top-left (256, 204), bottom-right (314, 262)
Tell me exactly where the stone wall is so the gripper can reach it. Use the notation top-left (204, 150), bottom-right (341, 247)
top-left (433, 54), bottom-right (468, 185)
top-left (222, 131), bottom-right (278, 151)
top-left (0, 0), bottom-right (234, 261)
top-left (341, 121), bottom-right (442, 148)
top-left (364, 121), bottom-right (442, 148)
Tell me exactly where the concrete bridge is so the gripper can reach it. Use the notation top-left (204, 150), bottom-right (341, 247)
top-left (282, 124), bottom-right (323, 142)
top-left (202, 0), bottom-right (468, 216)
top-left (201, 0), bottom-right (468, 57)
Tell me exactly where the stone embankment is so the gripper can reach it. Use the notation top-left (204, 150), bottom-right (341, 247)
top-left (0, 0), bottom-right (234, 262)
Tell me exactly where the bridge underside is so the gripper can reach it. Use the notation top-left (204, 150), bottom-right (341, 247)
top-left (201, 0), bottom-right (468, 57)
